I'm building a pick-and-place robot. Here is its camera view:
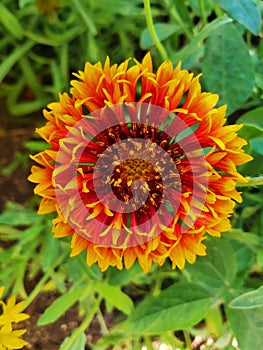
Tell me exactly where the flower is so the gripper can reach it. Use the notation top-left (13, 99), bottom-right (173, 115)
top-left (0, 296), bottom-right (29, 325)
top-left (0, 287), bottom-right (29, 350)
top-left (0, 324), bottom-right (27, 350)
top-left (29, 53), bottom-right (252, 272)
top-left (35, 0), bottom-right (60, 16)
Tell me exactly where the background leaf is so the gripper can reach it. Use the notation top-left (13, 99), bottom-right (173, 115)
top-left (38, 285), bottom-right (88, 326)
top-left (185, 237), bottom-right (237, 296)
top-left (92, 281), bottom-right (134, 315)
top-left (124, 282), bottom-right (213, 333)
top-left (59, 332), bottom-right (86, 350)
top-left (201, 22), bottom-right (255, 114)
top-left (227, 286), bottom-right (263, 350)
top-left (140, 23), bottom-right (180, 49)
top-left (237, 107), bottom-right (263, 130)
top-left (212, 0), bottom-right (262, 35)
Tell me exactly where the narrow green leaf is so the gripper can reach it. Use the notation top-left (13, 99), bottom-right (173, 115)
top-left (0, 202), bottom-right (39, 226)
top-left (42, 235), bottom-right (60, 271)
top-left (59, 332), bottom-right (86, 350)
top-left (124, 282), bottom-right (213, 333)
top-left (213, 0), bottom-right (261, 35)
top-left (227, 286), bottom-right (263, 350)
top-left (72, 0), bottom-right (97, 35)
top-left (37, 285), bottom-right (88, 326)
top-left (173, 16), bottom-right (233, 63)
top-left (201, 22), bottom-right (255, 114)
top-left (25, 140), bottom-right (50, 153)
top-left (7, 99), bottom-right (49, 117)
top-left (0, 41), bottom-right (34, 82)
top-left (19, 0), bottom-right (34, 8)
top-left (140, 23), bottom-right (180, 49)
top-left (92, 281), bottom-right (134, 315)
top-left (0, 3), bottom-right (24, 40)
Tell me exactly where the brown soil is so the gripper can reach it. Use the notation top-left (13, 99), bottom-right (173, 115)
top-left (23, 292), bottom-right (83, 350)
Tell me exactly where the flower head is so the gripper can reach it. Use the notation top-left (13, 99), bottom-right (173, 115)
top-left (29, 53), bottom-right (252, 272)
top-left (0, 288), bottom-right (29, 350)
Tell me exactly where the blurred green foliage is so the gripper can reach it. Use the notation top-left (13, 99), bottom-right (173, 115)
top-left (0, 0), bottom-right (263, 349)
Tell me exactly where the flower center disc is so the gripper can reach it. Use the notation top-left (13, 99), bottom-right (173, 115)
top-left (111, 157), bottom-right (162, 207)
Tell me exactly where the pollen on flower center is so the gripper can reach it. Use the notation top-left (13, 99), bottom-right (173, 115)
top-left (111, 157), bottom-right (163, 206)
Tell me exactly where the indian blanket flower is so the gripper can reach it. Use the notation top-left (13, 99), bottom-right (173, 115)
top-left (28, 53), bottom-right (252, 272)
top-left (0, 287), bottom-right (29, 350)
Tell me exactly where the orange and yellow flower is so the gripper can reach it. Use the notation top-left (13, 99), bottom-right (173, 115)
top-left (29, 53), bottom-right (252, 272)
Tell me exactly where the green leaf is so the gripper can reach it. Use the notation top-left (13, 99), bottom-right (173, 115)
top-left (0, 3), bottom-right (24, 40)
top-left (185, 261), bottom-right (227, 294)
top-left (107, 263), bottom-right (143, 286)
top-left (124, 282), bottom-right (213, 333)
top-left (206, 238), bottom-right (237, 285)
top-left (185, 237), bottom-right (237, 296)
top-left (227, 229), bottom-right (261, 253)
top-left (25, 140), bottom-right (50, 153)
top-left (201, 22), bottom-right (255, 114)
top-left (237, 124), bottom-right (263, 142)
top-left (227, 286), bottom-right (263, 350)
top-left (38, 285), bottom-right (88, 326)
top-left (213, 0), bottom-right (262, 35)
top-left (0, 41), bottom-right (34, 82)
top-left (189, 0), bottom-right (213, 17)
top-left (19, 0), bottom-right (34, 8)
top-left (0, 202), bottom-right (40, 226)
top-left (92, 281), bottom-right (134, 315)
top-left (42, 234), bottom-right (60, 271)
top-left (173, 16), bottom-right (233, 62)
top-left (140, 23), bottom-right (180, 49)
top-left (251, 138), bottom-right (263, 155)
top-left (59, 332), bottom-right (86, 350)
top-left (237, 107), bottom-right (263, 130)
top-left (72, 0), bottom-right (97, 35)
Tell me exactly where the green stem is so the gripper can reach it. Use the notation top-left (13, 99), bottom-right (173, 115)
top-left (198, 0), bottom-right (207, 25)
top-left (72, 0), bottom-right (97, 35)
top-left (205, 305), bottom-right (224, 338)
top-left (237, 176), bottom-right (263, 187)
top-left (143, 0), bottom-right (168, 61)
top-left (183, 329), bottom-right (192, 350)
top-left (165, 0), bottom-right (193, 40)
top-left (144, 335), bottom-right (154, 350)
top-left (60, 295), bottom-right (102, 350)
top-left (21, 251), bottom-right (68, 310)
top-left (97, 305), bottom-right (109, 335)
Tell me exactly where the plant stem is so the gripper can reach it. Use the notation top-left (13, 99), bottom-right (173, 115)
top-left (143, 0), bottom-right (168, 61)
top-left (198, 0), bottom-right (207, 25)
top-left (183, 329), bottom-right (192, 350)
top-left (97, 305), bottom-right (109, 335)
top-left (165, 0), bottom-right (193, 40)
top-left (144, 335), bottom-right (154, 350)
top-left (60, 295), bottom-right (102, 350)
top-left (237, 176), bottom-right (263, 187)
top-left (205, 305), bottom-right (224, 338)
top-left (21, 251), bottom-right (68, 310)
